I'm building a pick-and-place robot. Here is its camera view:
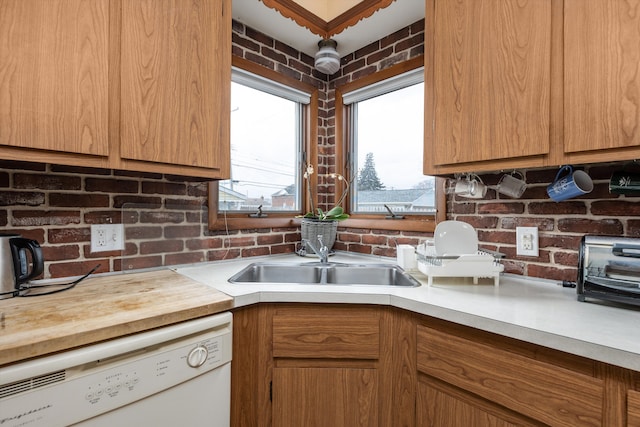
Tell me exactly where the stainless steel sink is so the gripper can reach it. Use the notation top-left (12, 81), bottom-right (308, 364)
top-left (228, 263), bottom-right (324, 284)
top-left (325, 264), bottom-right (420, 286)
top-left (228, 262), bottom-right (421, 287)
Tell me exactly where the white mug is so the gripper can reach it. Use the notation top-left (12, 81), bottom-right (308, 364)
top-left (396, 244), bottom-right (417, 271)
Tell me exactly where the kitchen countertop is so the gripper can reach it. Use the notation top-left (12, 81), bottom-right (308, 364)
top-left (0, 269), bottom-right (233, 366)
top-left (176, 252), bottom-right (640, 372)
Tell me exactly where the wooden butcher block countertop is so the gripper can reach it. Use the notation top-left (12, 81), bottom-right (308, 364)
top-left (0, 269), bottom-right (232, 366)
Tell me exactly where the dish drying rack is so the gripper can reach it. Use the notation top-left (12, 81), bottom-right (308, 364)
top-left (416, 245), bottom-right (504, 286)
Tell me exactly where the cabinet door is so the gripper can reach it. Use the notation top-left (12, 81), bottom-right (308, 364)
top-left (417, 378), bottom-right (539, 427)
top-left (630, 390), bottom-right (640, 427)
top-left (0, 0), bottom-right (109, 156)
top-left (417, 324), bottom-right (604, 427)
top-left (564, 0), bottom-right (640, 162)
top-left (428, 0), bottom-right (552, 171)
top-left (270, 305), bottom-right (388, 427)
top-left (273, 367), bottom-right (378, 427)
top-left (120, 0), bottom-right (230, 174)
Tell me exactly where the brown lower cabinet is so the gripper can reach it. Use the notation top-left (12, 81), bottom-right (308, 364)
top-left (630, 389), bottom-right (640, 427)
top-left (231, 303), bottom-right (407, 427)
top-left (271, 305), bottom-right (384, 427)
top-left (273, 367), bottom-right (378, 426)
top-left (416, 321), bottom-right (603, 427)
top-left (231, 303), bottom-right (640, 426)
top-left (417, 377), bottom-right (541, 427)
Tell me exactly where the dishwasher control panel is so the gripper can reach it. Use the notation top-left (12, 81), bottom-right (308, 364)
top-left (0, 313), bottom-right (232, 427)
top-left (82, 333), bottom-right (223, 407)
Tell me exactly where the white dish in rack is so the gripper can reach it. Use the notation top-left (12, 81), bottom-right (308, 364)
top-left (434, 220), bottom-right (478, 256)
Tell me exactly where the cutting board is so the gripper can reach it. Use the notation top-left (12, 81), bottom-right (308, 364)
top-left (0, 269), bottom-right (233, 366)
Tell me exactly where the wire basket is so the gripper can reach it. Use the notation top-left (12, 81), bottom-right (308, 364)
top-left (301, 219), bottom-right (338, 251)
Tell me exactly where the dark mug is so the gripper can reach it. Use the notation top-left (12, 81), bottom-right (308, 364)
top-left (547, 165), bottom-right (593, 202)
top-left (609, 170), bottom-right (640, 195)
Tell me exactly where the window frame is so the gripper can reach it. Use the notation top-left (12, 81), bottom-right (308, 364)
top-left (208, 57), bottom-right (318, 231)
top-left (335, 56), bottom-right (445, 232)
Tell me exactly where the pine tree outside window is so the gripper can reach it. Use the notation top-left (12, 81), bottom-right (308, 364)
top-left (357, 152), bottom-right (386, 191)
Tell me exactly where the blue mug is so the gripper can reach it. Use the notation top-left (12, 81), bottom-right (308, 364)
top-left (547, 165), bottom-right (593, 202)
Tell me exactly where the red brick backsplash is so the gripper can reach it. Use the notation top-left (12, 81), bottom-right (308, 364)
top-left (455, 165), bottom-right (640, 281)
top-left (1, 20), bottom-right (638, 286)
top-left (0, 161), bottom-right (300, 278)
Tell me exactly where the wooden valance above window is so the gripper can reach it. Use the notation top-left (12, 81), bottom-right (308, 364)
top-left (261, 0), bottom-right (395, 39)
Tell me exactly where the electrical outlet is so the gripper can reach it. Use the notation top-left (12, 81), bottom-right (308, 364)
top-left (91, 224), bottom-right (125, 253)
top-left (516, 227), bottom-right (539, 257)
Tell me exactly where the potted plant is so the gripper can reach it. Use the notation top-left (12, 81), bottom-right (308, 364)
top-left (299, 164), bottom-right (349, 252)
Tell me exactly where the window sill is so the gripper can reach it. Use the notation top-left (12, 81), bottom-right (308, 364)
top-left (339, 217), bottom-right (437, 233)
top-left (208, 215), bottom-right (300, 231)
top-left (207, 214), bottom-right (438, 233)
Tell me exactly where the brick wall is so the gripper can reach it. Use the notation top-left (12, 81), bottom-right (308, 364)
top-left (0, 161), bottom-right (304, 278)
top-left (1, 19), bottom-right (636, 283)
top-left (458, 164), bottom-right (640, 282)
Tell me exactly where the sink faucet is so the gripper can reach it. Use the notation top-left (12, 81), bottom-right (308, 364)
top-left (302, 235), bottom-right (329, 264)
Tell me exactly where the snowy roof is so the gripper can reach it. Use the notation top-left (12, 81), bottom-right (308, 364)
top-left (219, 186), bottom-right (247, 201)
top-left (357, 189), bottom-right (434, 205)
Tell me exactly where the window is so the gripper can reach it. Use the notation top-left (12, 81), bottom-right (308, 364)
top-left (208, 58), bottom-right (317, 230)
top-left (349, 78), bottom-right (432, 214)
top-left (220, 68), bottom-right (308, 213)
top-left (337, 58), bottom-right (443, 232)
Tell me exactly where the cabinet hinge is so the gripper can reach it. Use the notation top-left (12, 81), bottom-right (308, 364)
top-left (269, 380), bottom-right (273, 402)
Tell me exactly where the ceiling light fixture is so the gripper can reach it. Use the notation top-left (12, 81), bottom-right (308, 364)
top-left (314, 39), bottom-right (340, 75)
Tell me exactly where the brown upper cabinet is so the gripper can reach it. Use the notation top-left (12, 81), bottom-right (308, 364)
top-left (0, 0), bottom-right (230, 179)
top-left (0, 0), bottom-right (110, 160)
top-left (424, 0), bottom-right (640, 175)
top-left (424, 0), bottom-right (552, 175)
top-left (564, 0), bottom-right (640, 165)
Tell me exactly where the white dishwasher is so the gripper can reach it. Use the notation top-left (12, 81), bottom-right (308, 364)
top-left (0, 312), bottom-right (232, 427)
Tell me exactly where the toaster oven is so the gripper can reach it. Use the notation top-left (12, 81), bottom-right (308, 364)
top-left (578, 235), bottom-right (640, 306)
